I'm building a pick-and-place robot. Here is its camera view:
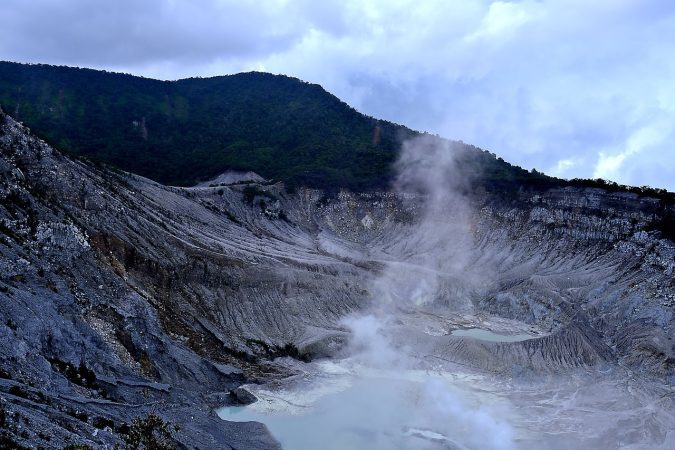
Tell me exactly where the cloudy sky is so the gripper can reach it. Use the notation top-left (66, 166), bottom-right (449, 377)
top-left (2, 0), bottom-right (674, 190)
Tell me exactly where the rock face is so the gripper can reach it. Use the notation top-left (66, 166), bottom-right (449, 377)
top-left (0, 113), bottom-right (287, 449)
top-left (195, 170), bottom-right (266, 187)
top-left (0, 108), bottom-right (673, 448)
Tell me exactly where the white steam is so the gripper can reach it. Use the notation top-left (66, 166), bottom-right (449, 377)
top-left (340, 136), bottom-right (515, 450)
top-left (370, 136), bottom-right (484, 313)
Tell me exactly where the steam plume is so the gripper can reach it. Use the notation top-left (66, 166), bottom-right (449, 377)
top-left (341, 136), bottom-right (515, 450)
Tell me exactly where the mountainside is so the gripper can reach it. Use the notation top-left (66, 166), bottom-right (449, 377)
top-left (0, 61), bottom-right (557, 192)
top-left (1, 106), bottom-right (673, 448)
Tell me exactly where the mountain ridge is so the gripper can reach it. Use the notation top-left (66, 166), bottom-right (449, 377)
top-left (3, 60), bottom-right (674, 205)
top-left (0, 60), bottom-right (562, 192)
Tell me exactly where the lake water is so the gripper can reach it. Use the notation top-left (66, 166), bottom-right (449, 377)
top-left (216, 356), bottom-right (672, 450)
top-left (217, 363), bottom-right (518, 450)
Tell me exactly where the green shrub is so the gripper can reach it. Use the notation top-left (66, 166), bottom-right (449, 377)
top-left (121, 413), bottom-right (179, 450)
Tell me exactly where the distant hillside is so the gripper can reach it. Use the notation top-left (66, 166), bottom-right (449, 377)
top-left (0, 61), bottom-right (562, 192)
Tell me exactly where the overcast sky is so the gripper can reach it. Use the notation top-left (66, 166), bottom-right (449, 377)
top-left (2, 0), bottom-right (674, 190)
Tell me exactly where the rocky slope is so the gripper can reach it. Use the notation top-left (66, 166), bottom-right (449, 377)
top-left (0, 108), bottom-right (673, 448)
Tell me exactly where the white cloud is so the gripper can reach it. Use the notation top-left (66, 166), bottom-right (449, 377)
top-left (594, 120), bottom-right (673, 184)
top-left (1, 0), bottom-right (674, 190)
top-left (466, 0), bottom-right (542, 42)
top-left (549, 158), bottom-right (582, 178)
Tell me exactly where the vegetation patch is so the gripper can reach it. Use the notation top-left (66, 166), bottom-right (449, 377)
top-left (245, 339), bottom-right (311, 362)
top-left (646, 211), bottom-right (675, 242)
top-left (242, 185), bottom-right (276, 205)
top-left (92, 416), bottom-right (115, 430)
top-left (120, 413), bottom-right (180, 450)
top-left (0, 404), bottom-right (30, 450)
top-left (48, 359), bottom-right (97, 388)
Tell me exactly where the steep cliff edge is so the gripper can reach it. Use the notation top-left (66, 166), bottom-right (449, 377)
top-left (0, 111), bottom-right (283, 449)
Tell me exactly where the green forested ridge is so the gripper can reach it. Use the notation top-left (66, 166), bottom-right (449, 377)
top-left (0, 61), bottom-right (551, 191)
top-left (0, 60), bottom-right (671, 201)
top-left (0, 61), bottom-right (408, 189)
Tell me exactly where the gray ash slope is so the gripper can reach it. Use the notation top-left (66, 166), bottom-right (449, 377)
top-left (0, 107), bottom-right (673, 448)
